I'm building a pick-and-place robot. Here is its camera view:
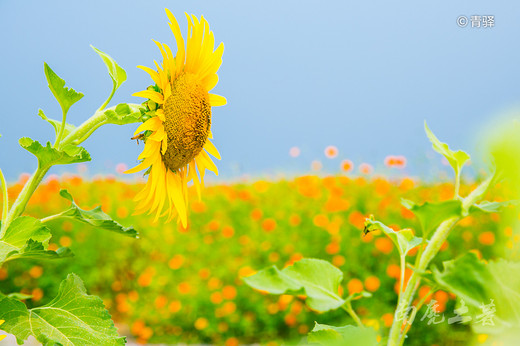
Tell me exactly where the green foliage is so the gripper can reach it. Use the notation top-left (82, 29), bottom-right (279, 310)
top-left (424, 122), bottom-right (470, 179)
top-left (244, 258), bottom-right (345, 312)
top-left (0, 273), bottom-right (125, 345)
top-left (0, 217), bottom-right (70, 263)
top-left (401, 199), bottom-right (462, 238)
top-left (91, 45), bottom-right (127, 91)
top-left (470, 200), bottom-right (518, 214)
top-left (19, 137), bottom-right (90, 168)
top-left (433, 252), bottom-right (520, 336)
top-left (103, 103), bottom-right (142, 125)
top-left (364, 218), bottom-right (422, 256)
top-left (38, 109), bottom-right (76, 139)
top-left (57, 189), bottom-right (138, 238)
top-left (487, 118), bottom-right (520, 196)
top-left (44, 63), bottom-right (84, 115)
top-left (307, 322), bottom-right (378, 346)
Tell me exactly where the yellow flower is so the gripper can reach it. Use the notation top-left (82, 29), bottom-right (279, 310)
top-left (127, 9), bottom-right (226, 226)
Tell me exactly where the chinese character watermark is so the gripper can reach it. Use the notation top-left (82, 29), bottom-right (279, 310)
top-left (457, 15), bottom-right (494, 28)
top-left (396, 298), bottom-right (496, 327)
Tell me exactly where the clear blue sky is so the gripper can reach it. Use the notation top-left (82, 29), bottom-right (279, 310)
top-left (1, 0), bottom-right (519, 181)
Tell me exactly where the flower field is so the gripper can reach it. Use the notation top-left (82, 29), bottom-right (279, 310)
top-left (1, 172), bottom-right (513, 345)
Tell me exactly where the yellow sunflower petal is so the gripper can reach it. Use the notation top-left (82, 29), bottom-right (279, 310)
top-left (133, 90), bottom-right (164, 104)
top-left (209, 94), bottom-right (227, 107)
top-left (133, 117), bottom-right (161, 136)
top-left (204, 140), bottom-right (221, 160)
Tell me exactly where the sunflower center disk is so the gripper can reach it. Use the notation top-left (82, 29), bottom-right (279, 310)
top-left (162, 73), bottom-right (211, 171)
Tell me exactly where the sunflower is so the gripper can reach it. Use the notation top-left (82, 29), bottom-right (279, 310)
top-left (126, 9), bottom-right (226, 227)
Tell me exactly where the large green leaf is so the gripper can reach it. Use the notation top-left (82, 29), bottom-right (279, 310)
top-left (19, 138), bottom-right (90, 168)
top-left (44, 63), bottom-right (83, 115)
top-left (38, 109), bottom-right (76, 139)
top-left (0, 217), bottom-right (50, 262)
top-left (364, 218), bottom-right (422, 256)
top-left (244, 258), bottom-right (345, 312)
top-left (307, 322), bottom-right (378, 346)
top-left (57, 189), bottom-right (138, 238)
top-left (433, 252), bottom-right (520, 336)
top-left (401, 199), bottom-right (462, 238)
top-left (0, 217), bottom-right (71, 263)
top-left (425, 121), bottom-right (470, 178)
top-left (0, 273), bottom-right (125, 345)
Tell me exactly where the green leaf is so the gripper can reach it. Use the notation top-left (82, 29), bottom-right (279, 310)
top-left (433, 252), bottom-right (520, 336)
top-left (244, 258), bottom-right (345, 312)
top-left (44, 63), bottom-right (84, 115)
top-left (103, 103), bottom-right (142, 125)
top-left (0, 217), bottom-right (51, 262)
top-left (470, 200), bottom-right (519, 214)
top-left (58, 189), bottom-right (138, 238)
top-left (401, 199), bottom-right (463, 238)
top-left (19, 137), bottom-right (90, 168)
top-left (364, 218), bottom-right (422, 256)
top-left (425, 121), bottom-right (470, 177)
top-left (0, 273), bottom-right (126, 345)
top-left (38, 109), bottom-right (76, 138)
top-left (0, 217), bottom-right (71, 263)
top-left (6, 239), bottom-right (73, 262)
top-left (7, 293), bottom-right (33, 300)
top-left (307, 322), bottom-right (378, 346)
top-left (91, 45), bottom-right (127, 91)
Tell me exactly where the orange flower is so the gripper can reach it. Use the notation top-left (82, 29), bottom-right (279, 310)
top-left (375, 237), bottom-right (393, 254)
top-left (479, 231), bottom-right (495, 245)
top-left (341, 159), bottom-right (354, 172)
top-left (262, 218), bottom-right (277, 232)
top-left (347, 278), bottom-right (364, 295)
top-left (364, 276), bottom-right (381, 292)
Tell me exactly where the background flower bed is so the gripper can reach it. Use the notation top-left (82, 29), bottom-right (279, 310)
top-left (0, 173), bottom-right (512, 345)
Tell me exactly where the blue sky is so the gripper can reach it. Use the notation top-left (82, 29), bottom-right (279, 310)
top-left (1, 0), bottom-right (519, 181)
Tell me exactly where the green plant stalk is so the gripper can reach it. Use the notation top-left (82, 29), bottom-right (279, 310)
top-left (342, 301), bottom-right (363, 328)
top-left (398, 254), bottom-right (405, 302)
top-left (1, 166), bottom-right (50, 236)
top-left (0, 168), bottom-right (8, 226)
top-left (54, 109), bottom-right (68, 148)
top-left (60, 111), bottom-right (108, 147)
top-left (98, 83), bottom-right (116, 112)
top-left (387, 176), bottom-right (494, 346)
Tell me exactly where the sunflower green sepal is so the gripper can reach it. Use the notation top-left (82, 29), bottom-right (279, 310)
top-left (19, 137), bottom-right (90, 169)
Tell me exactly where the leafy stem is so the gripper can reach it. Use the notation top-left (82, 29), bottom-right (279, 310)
top-left (387, 175), bottom-right (494, 346)
top-left (0, 166), bottom-right (50, 236)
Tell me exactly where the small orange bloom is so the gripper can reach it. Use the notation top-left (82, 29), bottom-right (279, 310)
top-left (347, 278), bottom-right (364, 295)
